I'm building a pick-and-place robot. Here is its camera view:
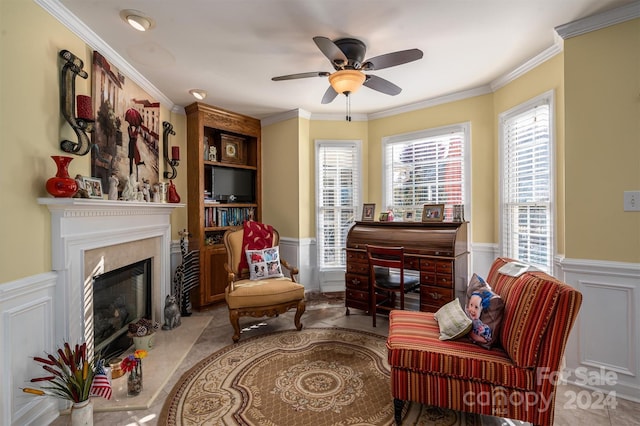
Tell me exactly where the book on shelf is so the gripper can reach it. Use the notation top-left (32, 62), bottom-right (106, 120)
top-left (203, 206), bottom-right (255, 228)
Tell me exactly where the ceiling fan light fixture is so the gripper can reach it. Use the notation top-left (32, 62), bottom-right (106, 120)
top-left (120, 10), bottom-right (154, 32)
top-left (189, 89), bottom-right (207, 100)
top-left (329, 70), bottom-right (366, 94)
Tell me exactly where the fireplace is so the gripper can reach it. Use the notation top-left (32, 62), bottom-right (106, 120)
top-left (38, 198), bottom-right (182, 357)
top-left (93, 258), bottom-right (152, 357)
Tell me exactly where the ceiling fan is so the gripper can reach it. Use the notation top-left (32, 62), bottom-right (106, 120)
top-left (272, 36), bottom-right (423, 105)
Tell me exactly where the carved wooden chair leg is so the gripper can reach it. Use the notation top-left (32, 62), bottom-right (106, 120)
top-left (229, 309), bottom-right (241, 343)
top-left (294, 300), bottom-right (306, 330)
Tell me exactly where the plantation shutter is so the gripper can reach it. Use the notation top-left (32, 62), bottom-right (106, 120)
top-left (501, 98), bottom-right (552, 272)
top-left (316, 141), bottom-right (361, 268)
top-left (383, 127), bottom-right (465, 219)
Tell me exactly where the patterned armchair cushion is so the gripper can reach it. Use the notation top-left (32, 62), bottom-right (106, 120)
top-left (500, 273), bottom-right (561, 367)
top-left (246, 247), bottom-right (284, 280)
top-left (238, 221), bottom-right (274, 274)
top-left (464, 274), bottom-right (504, 349)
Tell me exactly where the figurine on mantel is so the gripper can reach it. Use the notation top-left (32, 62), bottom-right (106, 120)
top-left (108, 173), bottom-right (119, 200)
top-left (141, 178), bottom-right (151, 202)
top-left (122, 173), bottom-right (137, 201)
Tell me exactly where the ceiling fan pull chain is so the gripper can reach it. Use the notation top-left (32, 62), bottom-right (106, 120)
top-left (346, 92), bottom-right (351, 122)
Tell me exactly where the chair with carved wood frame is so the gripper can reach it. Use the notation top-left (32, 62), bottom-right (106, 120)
top-left (223, 226), bottom-right (306, 342)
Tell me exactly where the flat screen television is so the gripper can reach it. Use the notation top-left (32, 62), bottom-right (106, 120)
top-left (211, 166), bottom-right (255, 203)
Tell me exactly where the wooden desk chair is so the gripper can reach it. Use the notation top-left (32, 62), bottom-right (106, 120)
top-left (366, 245), bottom-right (420, 327)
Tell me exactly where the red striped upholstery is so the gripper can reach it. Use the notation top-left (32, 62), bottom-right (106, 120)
top-left (388, 311), bottom-right (536, 390)
top-left (387, 258), bottom-right (582, 426)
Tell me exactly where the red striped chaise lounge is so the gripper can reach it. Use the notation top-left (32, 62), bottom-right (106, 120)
top-left (387, 257), bottom-right (582, 426)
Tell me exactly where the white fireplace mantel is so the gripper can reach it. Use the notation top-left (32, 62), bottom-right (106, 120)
top-left (38, 198), bottom-right (184, 350)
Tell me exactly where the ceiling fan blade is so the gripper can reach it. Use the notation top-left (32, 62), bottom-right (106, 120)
top-left (362, 48), bottom-right (423, 71)
top-left (272, 71), bottom-right (330, 81)
top-left (363, 75), bottom-right (402, 96)
top-left (321, 86), bottom-right (338, 104)
top-left (313, 36), bottom-right (348, 69)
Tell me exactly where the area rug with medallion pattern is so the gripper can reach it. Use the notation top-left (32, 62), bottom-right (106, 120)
top-left (159, 328), bottom-right (504, 426)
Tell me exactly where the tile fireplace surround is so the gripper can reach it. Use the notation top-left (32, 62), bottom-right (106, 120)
top-left (37, 198), bottom-right (183, 359)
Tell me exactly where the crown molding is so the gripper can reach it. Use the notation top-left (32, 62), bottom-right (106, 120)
top-left (260, 109), bottom-right (312, 127)
top-left (490, 41), bottom-right (563, 91)
top-left (555, 1), bottom-right (640, 40)
top-left (36, 0), bottom-right (175, 110)
top-left (367, 86), bottom-right (493, 120)
top-left (309, 112), bottom-right (368, 122)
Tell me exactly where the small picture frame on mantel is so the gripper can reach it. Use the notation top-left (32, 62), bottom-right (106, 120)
top-left (82, 176), bottom-right (103, 199)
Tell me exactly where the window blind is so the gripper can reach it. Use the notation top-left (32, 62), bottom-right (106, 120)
top-left (384, 128), bottom-right (465, 219)
top-left (316, 141), bottom-right (361, 268)
top-left (501, 99), bottom-right (552, 271)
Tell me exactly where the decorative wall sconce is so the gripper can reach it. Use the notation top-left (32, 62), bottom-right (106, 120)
top-left (163, 121), bottom-right (179, 179)
top-left (59, 49), bottom-right (94, 156)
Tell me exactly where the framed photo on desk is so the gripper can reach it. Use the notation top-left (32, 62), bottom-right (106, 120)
top-left (362, 203), bottom-right (376, 221)
top-left (422, 204), bottom-right (444, 222)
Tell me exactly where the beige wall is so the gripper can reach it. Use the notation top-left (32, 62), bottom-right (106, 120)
top-left (493, 54), bottom-right (566, 254)
top-left (261, 117), bottom-right (301, 237)
top-left (0, 0), bottom-right (185, 283)
top-left (564, 19), bottom-right (640, 262)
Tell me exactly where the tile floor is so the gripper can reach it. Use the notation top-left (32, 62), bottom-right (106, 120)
top-left (52, 293), bottom-right (640, 425)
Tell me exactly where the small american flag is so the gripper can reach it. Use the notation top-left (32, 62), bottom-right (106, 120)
top-left (90, 365), bottom-right (112, 400)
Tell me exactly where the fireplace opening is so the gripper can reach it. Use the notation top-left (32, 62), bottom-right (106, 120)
top-left (93, 258), bottom-right (152, 358)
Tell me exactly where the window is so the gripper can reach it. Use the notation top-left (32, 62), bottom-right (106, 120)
top-left (315, 140), bottom-right (362, 269)
top-left (383, 124), bottom-right (469, 220)
top-left (499, 91), bottom-right (554, 272)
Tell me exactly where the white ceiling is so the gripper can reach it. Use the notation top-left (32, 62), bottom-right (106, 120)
top-left (51, 0), bottom-right (635, 120)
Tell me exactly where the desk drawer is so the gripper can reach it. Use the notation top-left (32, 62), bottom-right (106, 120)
top-left (347, 262), bottom-right (369, 275)
top-left (345, 273), bottom-right (368, 290)
top-left (346, 250), bottom-right (367, 261)
top-left (346, 288), bottom-right (369, 304)
top-left (421, 259), bottom-right (437, 272)
top-left (435, 261), bottom-right (453, 274)
top-left (420, 285), bottom-right (453, 309)
top-left (405, 257), bottom-right (420, 270)
top-left (434, 273), bottom-right (453, 288)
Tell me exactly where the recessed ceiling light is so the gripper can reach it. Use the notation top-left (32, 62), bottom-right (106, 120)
top-left (120, 9), bottom-right (155, 32)
top-left (189, 89), bottom-right (207, 100)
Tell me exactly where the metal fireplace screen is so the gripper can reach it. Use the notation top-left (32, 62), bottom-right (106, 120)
top-left (93, 258), bottom-right (151, 357)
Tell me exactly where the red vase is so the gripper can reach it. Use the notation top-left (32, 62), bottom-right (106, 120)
top-left (46, 155), bottom-right (78, 197)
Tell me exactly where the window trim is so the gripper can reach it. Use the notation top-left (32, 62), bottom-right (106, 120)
top-left (314, 139), bottom-right (363, 271)
top-left (381, 122), bottom-right (471, 224)
top-left (498, 90), bottom-right (555, 273)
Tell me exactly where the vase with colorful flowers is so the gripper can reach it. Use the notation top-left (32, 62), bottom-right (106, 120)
top-left (22, 342), bottom-right (112, 426)
top-left (121, 349), bottom-right (147, 396)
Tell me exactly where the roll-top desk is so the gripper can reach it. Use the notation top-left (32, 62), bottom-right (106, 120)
top-left (345, 221), bottom-right (469, 314)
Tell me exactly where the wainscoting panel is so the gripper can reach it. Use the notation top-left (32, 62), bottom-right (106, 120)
top-left (559, 258), bottom-right (640, 402)
top-left (470, 243), bottom-right (498, 278)
top-left (0, 273), bottom-right (60, 425)
top-left (279, 237), bottom-right (318, 292)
